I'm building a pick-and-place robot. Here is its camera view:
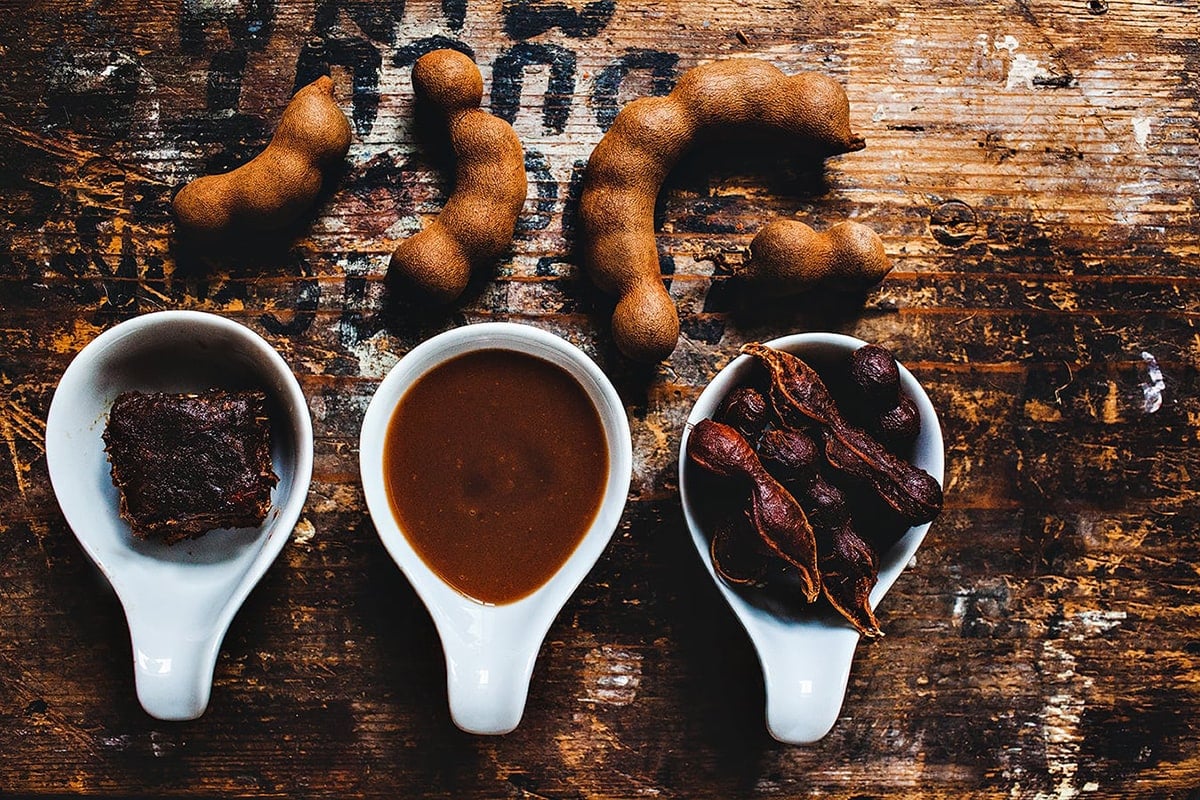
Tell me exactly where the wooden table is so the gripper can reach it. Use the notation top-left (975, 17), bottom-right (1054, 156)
top-left (2, 1), bottom-right (1198, 797)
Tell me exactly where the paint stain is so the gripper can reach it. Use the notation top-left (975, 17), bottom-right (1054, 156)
top-left (1139, 352), bottom-right (1165, 414)
top-left (1131, 117), bottom-right (1152, 150)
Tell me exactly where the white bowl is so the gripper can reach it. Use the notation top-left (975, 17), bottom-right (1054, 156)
top-left (45, 310), bottom-right (313, 720)
top-left (359, 322), bottom-right (632, 735)
top-left (679, 332), bottom-right (944, 744)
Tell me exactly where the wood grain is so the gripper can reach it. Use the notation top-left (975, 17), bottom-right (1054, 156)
top-left (2, 0), bottom-right (1199, 797)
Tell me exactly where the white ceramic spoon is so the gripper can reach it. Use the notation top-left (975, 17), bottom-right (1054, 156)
top-left (360, 322), bottom-right (632, 735)
top-left (45, 311), bottom-right (313, 720)
top-left (679, 332), bottom-right (944, 744)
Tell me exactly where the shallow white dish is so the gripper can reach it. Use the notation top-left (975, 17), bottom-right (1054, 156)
top-left (359, 322), bottom-right (632, 735)
top-left (678, 332), bottom-right (944, 744)
top-left (45, 310), bottom-right (313, 721)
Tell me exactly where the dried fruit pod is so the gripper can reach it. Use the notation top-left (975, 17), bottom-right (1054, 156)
top-left (580, 58), bottom-right (865, 362)
top-left (687, 418), bottom-right (820, 602)
top-left (718, 387), bottom-right (771, 442)
top-left (389, 50), bottom-right (527, 302)
top-left (743, 343), bottom-right (942, 526)
top-left (818, 521), bottom-right (883, 638)
top-left (710, 513), bottom-right (774, 587)
top-left (173, 76), bottom-right (351, 237)
top-left (738, 219), bottom-right (891, 294)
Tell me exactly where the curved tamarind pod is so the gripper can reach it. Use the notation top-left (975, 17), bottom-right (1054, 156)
top-left (687, 418), bottom-right (820, 602)
top-left (389, 50), bottom-right (527, 303)
top-left (739, 219), bottom-right (891, 294)
top-left (580, 58), bottom-right (865, 362)
top-left (173, 76), bottom-right (351, 236)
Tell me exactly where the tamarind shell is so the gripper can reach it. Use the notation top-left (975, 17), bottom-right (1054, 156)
top-left (388, 50), bottom-right (527, 304)
top-left (580, 58), bottom-right (866, 362)
top-left (172, 76), bottom-right (351, 238)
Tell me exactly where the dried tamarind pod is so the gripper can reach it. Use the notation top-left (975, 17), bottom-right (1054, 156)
top-left (818, 520), bottom-right (883, 638)
top-left (389, 50), bottom-right (527, 302)
top-left (173, 76), bottom-right (351, 237)
top-left (738, 219), bottom-right (891, 294)
top-left (718, 387), bottom-right (771, 442)
top-left (742, 343), bottom-right (942, 526)
top-left (687, 419), bottom-right (820, 602)
top-left (580, 59), bottom-right (865, 362)
top-left (710, 512), bottom-right (775, 587)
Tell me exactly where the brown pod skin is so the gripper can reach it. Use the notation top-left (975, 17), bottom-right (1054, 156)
top-left (580, 59), bottom-right (865, 362)
top-left (718, 387), bottom-right (771, 441)
top-left (849, 344), bottom-right (902, 410)
top-left (389, 50), bottom-right (527, 303)
top-left (875, 395), bottom-right (920, 454)
top-left (739, 219), bottom-right (891, 294)
top-left (173, 76), bottom-right (351, 236)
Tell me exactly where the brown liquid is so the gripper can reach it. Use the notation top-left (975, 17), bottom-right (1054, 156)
top-left (383, 349), bottom-right (608, 605)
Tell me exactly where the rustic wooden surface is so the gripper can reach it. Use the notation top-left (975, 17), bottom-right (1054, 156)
top-left (2, 0), bottom-right (1199, 797)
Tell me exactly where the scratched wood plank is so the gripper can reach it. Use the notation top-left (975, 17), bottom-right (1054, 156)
top-left (2, 0), bottom-right (1199, 797)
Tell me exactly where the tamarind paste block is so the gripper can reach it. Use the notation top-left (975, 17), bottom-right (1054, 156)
top-left (102, 390), bottom-right (277, 544)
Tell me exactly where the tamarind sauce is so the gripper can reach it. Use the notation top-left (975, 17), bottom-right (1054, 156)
top-left (384, 349), bottom-right (608, 605)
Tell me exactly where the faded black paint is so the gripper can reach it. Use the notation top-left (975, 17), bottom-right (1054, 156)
top-left (593, 50), bottom-right (678, 131)
top-left (491, 42), bottom-right (576, 134)
top-left (294, 37), bottom-right (382, 136)
top-left (392, 36), bottom-right (475, 68)
top-left (517, 150), bottom-right (557, 235)
top-left (314, 0), bottom-right (405, 44)
top-left (501, 0), bottom-right (616, 39)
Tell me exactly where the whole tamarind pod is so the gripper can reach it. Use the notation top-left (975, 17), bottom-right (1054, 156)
top-left (580, 59), bottom-right (865, 362)
top-left (173, 76), bottom-right (351, 237)
top-left (687, 418), bottom-right (820, 602)
top-left (739, 219), bottom-right (891, 294)
top-left (389, 50), bottom-right (527, 303)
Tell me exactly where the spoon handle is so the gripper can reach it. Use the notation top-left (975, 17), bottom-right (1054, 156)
top-left (750, 618), bottom-right (861, 744)
top-left (431, 603), bottom-right (546, 735)
top-left (128, 621), bottom-right (222, 721)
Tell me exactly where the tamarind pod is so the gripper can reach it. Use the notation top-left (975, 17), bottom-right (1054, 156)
top-left (389, 50), bottom-right (527, 303)
top-left (742, 343), bottom-right (943, 526)
top-left (173, 76), bottom-right (351, 236)
top-left (687, 419), bottom-right (820, 602)
top-left (740, 219), bottom-right (891, 294)
top-left (580, 59), bottom-right (865, 361)
top-left (818, 520), bottom-right (883, 638)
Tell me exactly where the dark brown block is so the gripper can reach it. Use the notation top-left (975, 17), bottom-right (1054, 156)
top-left (102, 390), bottom-right (278, 544)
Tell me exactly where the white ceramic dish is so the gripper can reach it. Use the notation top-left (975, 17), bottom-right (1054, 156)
top-left (45, 310), bottom-right (313, 721)
top-left (359, 322), bottom-right (632, 735)
top-left (678, 332), bottom-right (944, 744)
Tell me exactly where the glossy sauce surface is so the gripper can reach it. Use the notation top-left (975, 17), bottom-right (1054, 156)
top-left (384, 349), bottom-right (608, 605)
